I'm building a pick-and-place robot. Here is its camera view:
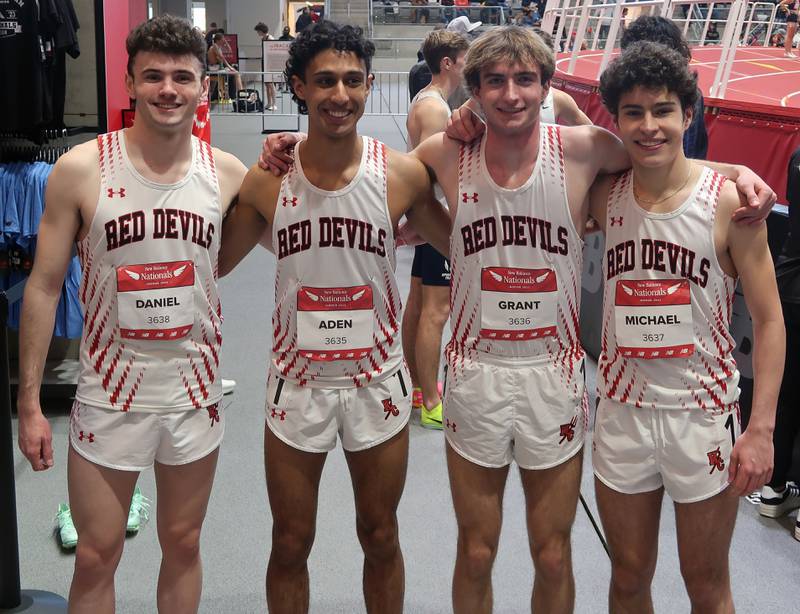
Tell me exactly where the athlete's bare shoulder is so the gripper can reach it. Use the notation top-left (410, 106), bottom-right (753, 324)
top-left (239, 162), bottom-right (283, 223)
top-left (560, 124), bottom-right (628, 172)
top-left (48, 139), bottom-right (100, 208)
top-left (211, 147), bottom-right (248, 215)
top-left (386, 147), bottom-right (430, 188)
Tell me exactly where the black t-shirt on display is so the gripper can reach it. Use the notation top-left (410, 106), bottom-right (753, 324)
top-left (0, 0), bottom-right (45, 131)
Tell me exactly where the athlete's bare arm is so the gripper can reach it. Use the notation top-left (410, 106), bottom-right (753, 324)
top-left (407, 97), bottom-right (451, 148)
top-left (714, 180), bottom-right (784, 496)
top-left (387, 149), bottom-right (451, 257)
top-left (17, 142), bottom-right (98, 471)
top-left (587, 173), bottom-right (618, 232)
top-left (552, 89), bottom-right (592, 126)
top-left (213, 148), bottom-right (248, 217)
top-left (218, 165), bottom-right (281, 276)
top-left (412, 131), bottom-right (463, 222)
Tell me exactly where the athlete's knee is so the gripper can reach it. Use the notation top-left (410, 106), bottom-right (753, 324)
top-left (531, 534), bottom-right (571, 582)
top-left (159, 523), bottom-right (202, 564)
top-left (458, 533), bottom-right (498, 580)
top-left (609, 555), bottom-right (656, 598)
top-left (271, 523), bottom-right (315, 570)
top-left (356, 516), bottom-right (400, 563)
top-left (421, 297), bottom-right (450, 328)
top-left (74, 538), bottom-right (124, 580)
top-left (681, 559), bottom-right (730, 606)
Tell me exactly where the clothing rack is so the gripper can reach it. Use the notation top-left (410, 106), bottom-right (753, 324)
top-left (0, 130), bottom-right (70, 611)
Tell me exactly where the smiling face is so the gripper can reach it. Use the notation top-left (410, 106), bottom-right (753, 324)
top-left (473, 60), bottom-right (549, 136)
top-left (615, 85), bottom-right (692, 168)
top-left (125, 51), bottom-right (207, 134)
top-left (291, 49), bottom-right (372, 139)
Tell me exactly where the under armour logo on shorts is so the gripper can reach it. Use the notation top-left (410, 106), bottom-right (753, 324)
top-left (446, 418), bottom-right (457, 433)
top-left (78, 431), bottom-right (95, 443)
top-left (271, 408), bottom-right (287, 421)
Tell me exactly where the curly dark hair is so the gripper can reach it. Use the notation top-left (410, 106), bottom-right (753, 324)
top-left (600, 41), bottom-right (699, 116)
top-left (620, 15), bottom-right (691, 61)
top-left (284, 21), bottom-right (375, 114)
top-left (126, 14), bottom-right (206, 77)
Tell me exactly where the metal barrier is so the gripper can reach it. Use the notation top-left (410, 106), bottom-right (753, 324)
top-left (209, 71), bottom-right (412, 118)
top-left (371, 2), bottom-right (507, 27)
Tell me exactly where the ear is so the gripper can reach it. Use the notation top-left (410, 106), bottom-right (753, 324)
top-left (366, 72), bottom-right (374, 95)
top-left (683, 103), bottom-right (694, 130)
top-left (441, 56), bottom-right (453, 73)
top-left (125, 71), bottom-right (135, 99)
top-left (291, 74), bottom-right (306, 102)
top-left (200, 75), bottom-right (210, 101)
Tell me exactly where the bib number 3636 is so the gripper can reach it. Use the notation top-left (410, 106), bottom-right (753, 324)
top-left (479, 267), bottom-right (557, 340)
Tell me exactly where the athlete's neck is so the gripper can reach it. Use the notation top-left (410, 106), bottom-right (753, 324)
top-left (427, 74), bottom-right (455, 101)
top-left (299, 130), bottom-right (363, 191)
top-left (632, 154), bottom-right (696, 211)
top-left (483, 122), bottom-right (540, 189)
top-left (123, 125), bottom-right (193, 183)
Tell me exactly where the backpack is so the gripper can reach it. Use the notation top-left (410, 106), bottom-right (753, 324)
top-left (234, 89), bottom-right (264, 113)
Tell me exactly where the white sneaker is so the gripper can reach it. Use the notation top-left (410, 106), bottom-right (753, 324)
top-left (222, 378), bottom-right (236, 395)
top-left (759, 482), bottom-right (800, 518)
top-left (795, 517), bottom-right (800, 542)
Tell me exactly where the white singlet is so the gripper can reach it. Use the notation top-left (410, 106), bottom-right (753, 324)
top-left (540, 88), bottom-right (556, 125)
top-left (76, 131), bottom-right (222, 412)
top-left (409, 87), bottom-right (451, 122)
top-left (271, 136), bottom-right (403, 388)
top-left (598, 168), bottom-right (740, 411)
top-left (446, 124), bottom-right (584, 369)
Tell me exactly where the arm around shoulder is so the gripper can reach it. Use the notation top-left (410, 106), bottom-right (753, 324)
top-left (212, 148), bottom-right (248, 216)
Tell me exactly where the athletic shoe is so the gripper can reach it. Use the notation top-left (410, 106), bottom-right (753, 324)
top-left (759, 482), bottom-right (800, 518)
top-left (56, 503), bottom-right (78, 549)
top-left (222, 378), bottom-right (236, 395)
top-left (785, 52), bottom-right (798, 58)
top-left (127, 487), bottom-right (151, 534)
top-left (421, 401), bottom-right (443, 430)
top-left (412, 387), bottom-right (423, 409)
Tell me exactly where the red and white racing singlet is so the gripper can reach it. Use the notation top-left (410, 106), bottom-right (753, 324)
top-left (447, 125), bottom-right (584, 370)
top-left (271, 136), bottom-right (403, 388)
top-left (76, 131), bottom-right (222, 412)
top-left (598, 168), bottom-right (740, 411)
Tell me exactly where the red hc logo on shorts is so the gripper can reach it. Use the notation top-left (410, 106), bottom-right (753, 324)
top-left (271, 408), bottom-right (287, 421)
top-left (461, 192), bottom-right (479, 204)
top-left (78, 431), bottom-right (95, 443)
top-left (282, 196), bottom-right (298, 207)
top-left (107, 187), bottom-right (126, 198)
top-left (559, 416), bottom-right (578, 445)
top-left (206, 403), bottom-right (220, 426)
top-left (382, 398), bottom-right (399, 420)
top-left (707, 447), bottom-right (725, 474)
top-left (610, 216), bottom-right (623, 227)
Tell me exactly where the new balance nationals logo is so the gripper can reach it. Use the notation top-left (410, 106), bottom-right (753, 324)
top-left (107, 187), bottom-right (126, 198)
top-left (461, 192), bottom-right (479, 204)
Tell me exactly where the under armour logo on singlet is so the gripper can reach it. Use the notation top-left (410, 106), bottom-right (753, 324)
top-left (107, 188), bottom-right (126, 198)
top-left (610, 216), bottom-right (623, 226)
top-left (462, 192), bottom-right (479, 204)
top-left (282, 196), bottom-right (298, 207)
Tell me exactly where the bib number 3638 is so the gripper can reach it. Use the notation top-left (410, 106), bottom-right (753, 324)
top-left (117, 261), bottom-right (195, 340)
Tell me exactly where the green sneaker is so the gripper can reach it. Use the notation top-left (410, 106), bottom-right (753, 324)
top-left (56, 503), bottom-right (78, 549)
top-left (421, 401), bottom-right (443, 430)
top-left (126, 487), bottom-right (151, 534)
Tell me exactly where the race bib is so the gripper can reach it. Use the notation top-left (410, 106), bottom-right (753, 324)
top-left (297, 285), bottom-right (374, 361)
top-left (614, 279), bottom-right (694, 358)
top-left (117, 261), bottom-right (195, 340)
top-left (479, 267), bottom-right (557, 340)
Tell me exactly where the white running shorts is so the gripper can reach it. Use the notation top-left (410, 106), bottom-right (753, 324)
top-left (593, 399), bottom-right (741, 503)
top-left (443, 357), bottom-right (587, 470)
top-left (265, 364), bottom-right (411, 453)
top-left (69, 400), bottom-right (225, 471)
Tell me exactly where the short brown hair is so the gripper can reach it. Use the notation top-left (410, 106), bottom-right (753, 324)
top-left (463, 26), bottom-right (554, 91)
top-left (126, 15), bottom-right (206, 77)
top-left (421, 30), bottom-right (469, 75)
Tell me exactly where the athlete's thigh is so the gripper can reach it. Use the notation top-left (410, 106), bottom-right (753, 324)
top-left (673, 489), bottom-right (737, 574)
top-left (421, 282), bottom-right (450, 315)
top-left (446, 443), bottom-right (509, 539)
top-left (67, 445), bottom-right (139, 548)
top-left (595, 478), bottom-right (663, 567)
top-left (264, 425), bottom-right (327, 530)
top-left (154, 448), bottom-right (219, 534)
top-left (345, 426), bottom-right (409, 519)
top-left (519, 450), bottom-right (582, 544)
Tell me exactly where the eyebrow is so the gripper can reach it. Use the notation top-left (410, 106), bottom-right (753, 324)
top-left (484, 71), bottom-right (538, 79)
top-left (620, 101), bottom-right (677, 110)
top-left (310, 70), bottom-right (365, 78)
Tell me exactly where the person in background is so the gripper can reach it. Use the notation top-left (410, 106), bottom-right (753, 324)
top-left (205, 21), bottom-right (218, 48)
top-left (758, 148), bottom-right (800, 542)
top-left (208, 31), bottom-right (244, 102)
top-left (705, 22), bottom-right (721, 44)
top-left (278, 25), bottom-right (294, 41)
top-left (254, 22), bottom-right (278, 111)
top-left (295, 7), bottom-right (312, 33)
